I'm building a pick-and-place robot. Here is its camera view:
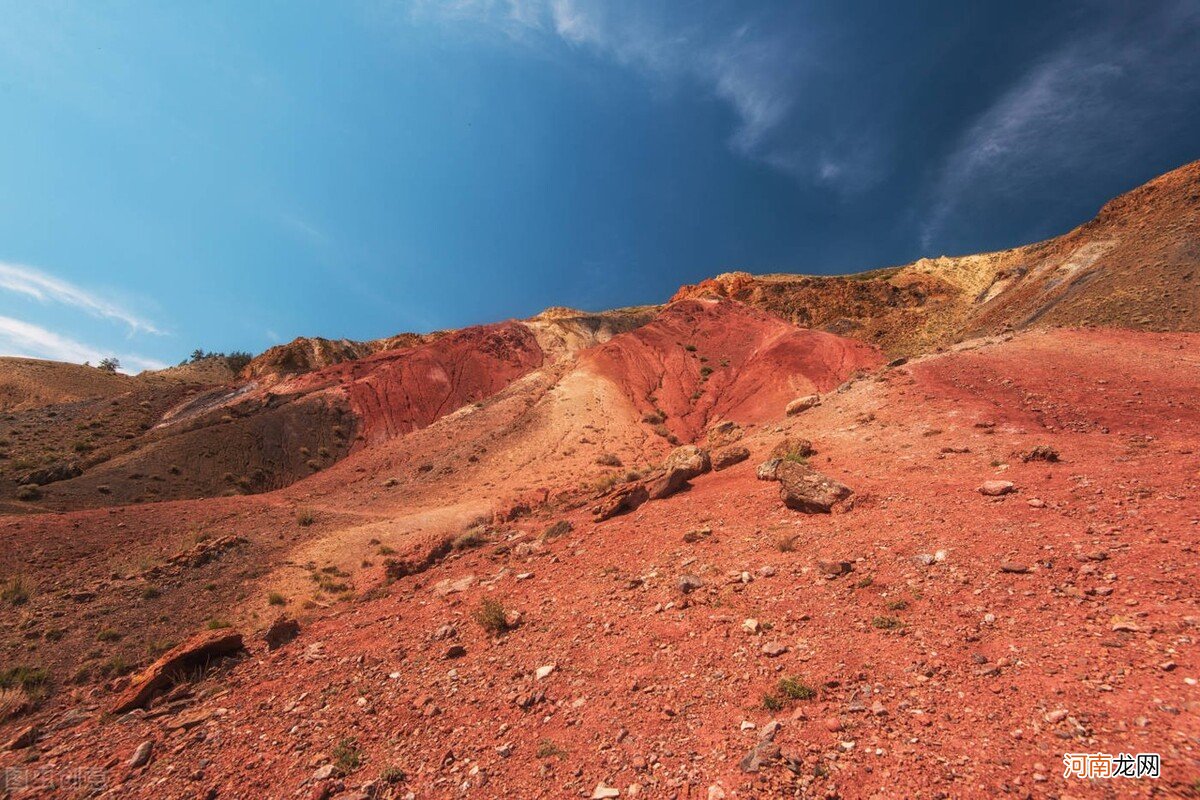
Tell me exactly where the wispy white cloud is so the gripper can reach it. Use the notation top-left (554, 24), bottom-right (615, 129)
top-left (0, 260), bottom-right (163, 335)
top-left (921, 2), bottom-right (1200, 250)
top-left (0, 314), bottom-right (167, 374)
top-left (403, 1), bottom-right (850, 187)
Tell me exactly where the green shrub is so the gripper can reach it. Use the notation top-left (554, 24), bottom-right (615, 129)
top-left (777, 677), bottom-right (816, 701)
top-left (333, 737), bottom-right (362, 772)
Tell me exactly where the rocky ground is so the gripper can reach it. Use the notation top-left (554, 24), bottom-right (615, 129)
top-left (1, 326), bottom-right (1197, 799)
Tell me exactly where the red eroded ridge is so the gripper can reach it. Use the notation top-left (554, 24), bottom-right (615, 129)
top-left (581, 299), bottom-right (883, 440)
top-left (288, 321), bottom-right (545, 445)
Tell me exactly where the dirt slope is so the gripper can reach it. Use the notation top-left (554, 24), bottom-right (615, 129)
top-left (2, 329), bottom-right (1197, 798)
top-left (0, 358), bottom-right (133, 411)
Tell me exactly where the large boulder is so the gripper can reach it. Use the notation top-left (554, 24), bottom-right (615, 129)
top-left (712, 445), bottom-right (750, 471)
top-left (592, 483), bottom-right (649, 521)
top-left (110, 630), bottom-right (244, 714)
top-left (769, 438), bottom-right (815, 461)
top-left (264, 615), bottom-right (300, 651)
top-left (756, 459), bottom-right (782, 481)
top-left (705, 420), bottom-right (744, 449)
top-left (785, 395), bottom-right (820, 416)
top-left (647, 445), bottom-right (712, 500)
top-left (18, 462), bottom-right (82, 487)
top-left (777, 461), bottom-right (853, 514)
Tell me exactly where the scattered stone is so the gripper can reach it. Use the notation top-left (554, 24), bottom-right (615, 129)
top-left (711, 445), bottom-right (750, 471)
top-left (1000, 562), bottom-right (1030, 574)
top-left (110, 630), bottom-right (244, 714)
top-left (1021, 445), bottom-right (1060, 463)
top-left (591, 783), bottom-right (620, 799)
top-left (739, 739), bottom-right (781, 772)
top-left (677, 574), bottom-right (704, 594)
top-left (824, 717), bottom-right (843, 732)
top-left (433, 575), bottom-right (476, 596)
top-left (778, 461), bottom-right (853, 513)
top-left (742, 618), bottom-right (760, 635)
top-left (1044, 709), bottom-right (1069, 724)
top-left (816, 559), bottom-right (853, 578)
top-left (535, 664), bottom-right (556, 680)
top-left (769, 438), bottom-right (815, 460)
top-left (761, 642), bottom-right (787, 658)
top-left (978, 480), bottom-right (1015, 497)
top-left (264, 614), bottom-right (300, 651)
top-left (1110, 616), bottom-right (1140, 632)
top-left (785, 395), bottom-right (820, 415)
top-left (5, 725), bottom-right (38, 751)
top-left (128, 740), bottom-right (154, 768)
top-left (706, 420), bottom-right (744, 448)
top-left (647, 445), bottom-right (712, 500)
top-left (592, 484), bottom-right (649, 521)
top-left (444, 644), bottom-right (467, 659)
top-left (756, 459), bottom-right (782, 481)
top-left (165, 708), bottom-right (214, 732)
top-left (312, 764), bottom-right (336, 782)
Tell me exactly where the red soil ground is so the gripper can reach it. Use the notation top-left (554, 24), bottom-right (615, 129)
top-left (2, 325), bottom-right (1197, 798)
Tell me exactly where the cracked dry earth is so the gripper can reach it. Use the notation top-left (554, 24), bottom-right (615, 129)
top-left (3, 328), bottom-right (1200, 799)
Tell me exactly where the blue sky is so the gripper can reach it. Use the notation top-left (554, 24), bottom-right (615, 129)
top-left (0, 1), bottom-right (1198, 372)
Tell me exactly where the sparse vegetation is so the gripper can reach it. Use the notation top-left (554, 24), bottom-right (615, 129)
top-left (541, 520), bottom-right (573, 540)
top-left (333, 737), bottom-right (362, 772)
top-left (141, 585), bottom-right (160, 600)
top-left (777, 676), bottom-right (816, 701)
top-left (0, 666), bottom-right (48, 693)
top-left (473, 598), bottom-right (513, 635)
top-left (872, 615), bottom-right (903, 630)
top-left (97, 357), bottom-right (120, 373)
top-left (268, 591), bottom-right (286, 606)
top-left (595, 452), bottom-right (622, 467)
top-left (15, 484), bottom-right (41, 501)
top-left (536, 739), bottom-right (568, 759)
top-left (96, 628), bottom-right (122, 642)
top-left (762, 693), bottom-right (784, 711)
top-left (184, 349), bottom-right (253, 374)
top-left (296, 509), bottom-right (316, 527)
top-left (780, 447), bottom-right (809, 464)
top-left (2, 575), bottom-right (31, 606)
top-left (380, 765), bottom-right (406, 784)
top-left (452, 526), bottom-right (489, 551)
top-left (886, 599), bottom-right (909, 611)
top-left (205, 618), bottom-right (232, 630)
